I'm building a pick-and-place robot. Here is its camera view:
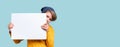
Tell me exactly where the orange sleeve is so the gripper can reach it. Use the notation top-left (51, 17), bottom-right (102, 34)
top-left (9, 31), bottom-right (23, 44)
top-left (46, 25), bottom-right (54, 47)
top-left (13, 40), bottom-right (23, 44)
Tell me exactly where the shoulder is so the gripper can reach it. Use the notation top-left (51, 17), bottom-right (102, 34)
top-left (49, 25), bottom-right (53, 29)
top-left (48, 25), bottom-right (54, 32)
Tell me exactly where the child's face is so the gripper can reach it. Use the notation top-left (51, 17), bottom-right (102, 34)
top-left (46, 11), bottom-right (52, 23)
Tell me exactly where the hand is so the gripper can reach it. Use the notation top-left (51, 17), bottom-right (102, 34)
top-left (8, 23), bottom-right (14, 31)
top-left (41, 23), bottom-right (49, 31)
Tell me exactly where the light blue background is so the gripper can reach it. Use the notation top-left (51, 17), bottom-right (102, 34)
top-left (0, 0), bottom-right (120, 47)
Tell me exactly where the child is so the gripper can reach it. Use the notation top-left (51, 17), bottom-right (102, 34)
top-left (8, 6), bottom-right (57, 47)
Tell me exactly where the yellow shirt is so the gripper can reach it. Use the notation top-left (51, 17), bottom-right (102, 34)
top-left (13, 25), bottom-right (54, 47)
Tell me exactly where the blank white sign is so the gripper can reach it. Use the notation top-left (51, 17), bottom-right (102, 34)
top-left (11, 13), bottom-right (46, 40)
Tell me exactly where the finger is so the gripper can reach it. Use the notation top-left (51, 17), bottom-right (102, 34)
top-left (9, 23), bottom-right (14, 30)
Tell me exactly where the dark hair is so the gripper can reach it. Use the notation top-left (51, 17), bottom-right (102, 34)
top-left (41, 6), bottom-right (57, 21)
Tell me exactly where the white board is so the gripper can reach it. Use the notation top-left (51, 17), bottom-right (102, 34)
top-left (11, 13), bottom-right (46, 40)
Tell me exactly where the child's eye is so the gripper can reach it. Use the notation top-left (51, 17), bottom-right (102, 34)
top-left (46, 15), bottom-right (49, 18)
top-left (46, 15), bottom-right (52, 21)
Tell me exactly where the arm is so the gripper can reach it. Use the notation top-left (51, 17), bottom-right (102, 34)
top-left (9, 31), bottom-right (23, 44)
top-left (8, 23), bottom-right (23, 44)
top-left (46, 25), bottom-right (54, 47)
